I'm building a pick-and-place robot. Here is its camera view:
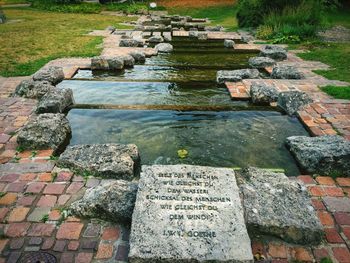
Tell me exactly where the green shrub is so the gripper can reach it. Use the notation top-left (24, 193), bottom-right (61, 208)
top-left (256, 25), bottom-right (274, 39)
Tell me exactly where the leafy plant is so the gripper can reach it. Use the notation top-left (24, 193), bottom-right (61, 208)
top-left (320, 257), bottom-right (333, 263)
top-left (271, 35), bottom-right (301, 44)
top-left (256, 25), bottom-right (274, 39)
top-left (41, 214), bottom-right (49, 223)
top-left (177, 149), bottom-right (188, 159)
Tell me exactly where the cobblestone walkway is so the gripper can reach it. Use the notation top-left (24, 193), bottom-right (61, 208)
top-left (0, 29), bottom-right (350, 262)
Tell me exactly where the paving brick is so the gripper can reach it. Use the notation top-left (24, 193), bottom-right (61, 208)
top-left (324, 187), bottom-right (345, 197)
top-left (0, 134), bottom-right (11, 144)
top-left (66, 182), bottom-right (84, 194)
top-left (27, 223), bottom-right (55, 236)
top-left (95, 243), bottom-right (114, 259)
top-left (5, 222), bottom-right (30, 237)
top-left (317, 211), bottom-right (334, 226)
top-left (9, 238), bottom-right (24, 250)
top-left (67, 240), bottom-right (79, 251)
top-left (115, 244), bottom-right (129, 261)
top-left (308, 186), bottom-right (325, 197)
top-left (325, 228), bottom-right (344, 243)
top-left (41, 238), bottom-right (55, 250)
top-left (342, 226), bottom-right (350, 240)
top-left (49, 210), bottom-right (61, 221)
top-left (43, 183), bottom-right (66, 195)
top-left (38, 173), bottom-right (52, 182)
top-left (72, 175), bottom-right (84, 182)
top-left (19, 173), bottom-right (36, 181)
top-left (323, 197), bottom-right (350, 212)
top-left (60, 252), bottom-right (74, 263)
top-left (80, 239), bottom-right (98, 250)
top-left (83, 224), bottom-right (100, 238)
top-left (0, 208), bottom-right (9, 222)
top-left (8, 207), bottom-right (30, 222)
top-left (56, 171), bottom-right (73, 182)
top-left (7, 252), bottom-right (21, 263)
top-left (0, 174), bottom-right (19, 183)
top-left (268, 243), bottom-right (287, 259)
top-left (17, 195), bottom-right (36, 206)
top-left (36, 195), bottom-right (57, 207)
top-left (337, 178), bottom-right (350, 187)
top-left (316, 176), bottom-right (335, 185)
top-left (53, 240), bottom-right (66, 252)
top-left (6, 182), bottom-right (26, 192)
top-left (36, 149), bottom-right (54, 158)
top-left (75, 252), bottom-right (93, 263)
top-left (334, 212), bottom-right (350, 225)
top-left (28, 237), bottom-right (42, 245)
top-left (27, 207), bottom-right (50, 222)
top-left (311, 199), bottom-right (326, 210)
top-left (57, 194), bottom-right (70, 205)
top-left (56, 222), bottom-right (84, 240)
top-left (332, 247), bottom-right (350, 263)
top-left (101, 226), bottom-right (120, 241)
top-left (0, 239), bottom-right (8, 254)
top-left (26, 182), bottom-right (46, 193)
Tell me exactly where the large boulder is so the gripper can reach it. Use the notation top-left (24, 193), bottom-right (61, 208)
top-left (248, 57), bottom-right (276, 69)
top-left (205, 26), bottom-right (223, 32)
top-left (250, 83), bottom-right (279, 105)
top-left (286, 136), bottom-right (350, 176)
top-left (70, 179), bottom-right (138, 223)
top-left (58, 144), bottom-right (141, 180)
top-left (197, 32), bottom-right (208, 40)
top-left (272, 66), bottom-right (304, 79)
top-left (260, 45), bottom-right (287, 61)
top-left (155, 43), bottom-right (173, 53)
top-left (217, 69), bottom-right (260, 84)
top-left (14, 79), bottom-right (55, 99)
top-left (91, 56), bottom-right (124, 71)
top-left (36, 88), bottom-right (74, 114)
top-left (119, 55), bottom-right (135, 68)
top-left (129, 50), bottom-right (146, 63)
top-left (277, 91), bottom-right (312, 116)
top-left (237, 167), bottom-right (323, 245)
top-left (33, 66), bottom-right (65, 85)
top-left (224, 39), bottom-right (235, 48)
top-left (148, 35), bottom-right (164, 43)
top-left (119, 39), bottom-right (143, 47)
top-left (17, 114), bottom-right (71, 153)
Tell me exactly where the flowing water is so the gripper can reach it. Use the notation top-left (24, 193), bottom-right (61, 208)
top-left (61, 37), bottom-right (309, 176)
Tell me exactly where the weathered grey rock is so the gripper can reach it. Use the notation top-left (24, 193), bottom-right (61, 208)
top-left (224, 39), bottom-right (235, 48)
top-left (205, 26), bottom-right (223, 32)
top-left (129, 165), bottom-right (253, 263)
top-left (250, 83), bottom-right (279, 105)
top-left (286, 135), bottom-right (350, 176)
top-left (119, 39), bottom-right (143, 47)
top-left (155, 43), bottom-right (173, 53)
top-left (189, 30), bottom-right (198, 38)
top-left (129, 51), bottom-right (146, 63)
top-left (14, 79), bottom-right (55, 99)
top-left (272, 66), bottom-right (304, 79)
top-left (217, 69), bottom-right (260, 84)
top-left (277, 91), bottom-right (312, 116)
top-left (197, 32), bottom-right (208, 40)
top-left (91, 56), bottom-right (124, 71)
top-left (33, 66), bottom-right (65, 85)
top-left (17, 114), bottom-right (71, 152)
top-left (119, 55), bottom-right (135, 68)
top-left (70, 179), bottom-right (138, 223)
top-left (36, 88), bottom-right (74, 114)
top-left (58, 144), bottom-right (140, 180)
top-left (163, 34), bottom-right (172, 42)
top-left (237, 167), bottom-right (323, 245)
top-left (106, 26), bottom-right (116, 32)
top-left (148, 35), bottom-right (164, 43)
top-left (248, 57), bottom-right (276, 69)
top-left (260, 45), bottom-right (287, 61)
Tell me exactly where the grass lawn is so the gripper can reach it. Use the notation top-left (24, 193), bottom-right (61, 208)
top-left (321, 86), bottom-right (350, 100)
top-left (0, 8), bottom-right (135, 77)
top-left (160, 1), bottom-right (238, 31)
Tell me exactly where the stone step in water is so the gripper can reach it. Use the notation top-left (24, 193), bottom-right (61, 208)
top-left (67, 109), bottom-right (308, 176)
top-left (58, 80), bottom-right (235, 106)
top-left (129, 165), bottom-right (254, 262)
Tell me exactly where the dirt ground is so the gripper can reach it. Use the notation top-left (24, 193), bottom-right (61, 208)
top-left (156, 0), bottom-right (236, 8)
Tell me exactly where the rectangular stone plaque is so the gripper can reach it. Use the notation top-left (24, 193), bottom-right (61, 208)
top-left (129, 165), bottom-right (253, 262)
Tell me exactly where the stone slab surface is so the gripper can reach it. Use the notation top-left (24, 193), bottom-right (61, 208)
top-left (0, 162), bottom-right (55, 175)
top-left (323, 196), bottom-right (350, 212)
top-left (129, 165), bottom-right (253, 263)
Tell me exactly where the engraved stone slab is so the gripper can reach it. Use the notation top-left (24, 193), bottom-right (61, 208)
top-left (129, 165), bottom-right (253, 263)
